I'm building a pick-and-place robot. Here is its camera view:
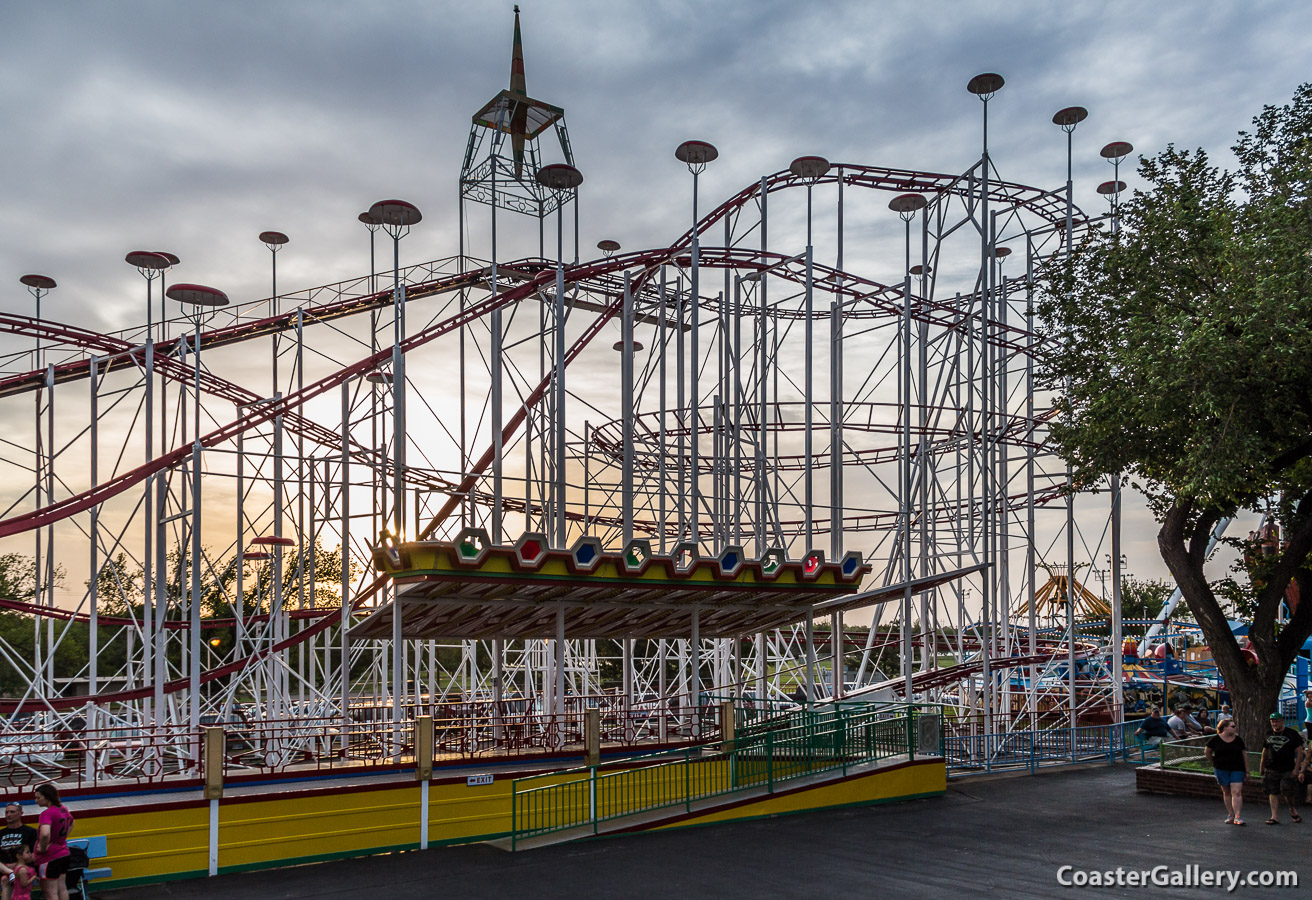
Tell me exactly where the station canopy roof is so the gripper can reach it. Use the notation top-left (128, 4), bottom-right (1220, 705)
top-left (348, 531), bottom-right (979, 641)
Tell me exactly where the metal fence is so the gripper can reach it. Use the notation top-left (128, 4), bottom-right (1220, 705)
top-left (944, 721), bottom-right (1150, 775)
top-left (1159, 735), bottom-right (1263, 776)
top-left (509, 702), bottom-right (939, 848)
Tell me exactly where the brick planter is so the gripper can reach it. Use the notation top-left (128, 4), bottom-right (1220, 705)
top-left (1137, 763), bottom-right (1307, 807)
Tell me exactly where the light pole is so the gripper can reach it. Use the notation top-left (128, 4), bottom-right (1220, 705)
top-left (260, 230), bottom-right (289, 387)
top-left (675, 140), bottom-right (718, 727)
top-left (358, 211), bottom-right (384, 551)
top-left (125, 252), bottom-right (170, 714)
top-left (605, 244), bottom-right (646, 547)
top-left (1100, 140), bottom-right (1133, 232)
top-left (674, 140), bottom-right (718, 547)
top-left (968, 72), bottom-right (1003, 736)
top-left (358, 211), bottom-right (381, 297)
top-left (165, 282), bottom-right (229, 735)
top-left (1054, 103), bottom-right (1088, 734)
top-left (533, 163), bottom-right (582, 721)
top-left (534, 163), bottom-right (583, 551)
top-left (890, 192), bottom-right (927, 696)
top-left (20, 274), bottom-right (56, 693)
top-left (788, 155), bottom-right (830, 703)
top-left (1100, 137), bottom-right (1133, 724)
top-left (366, 198), bottom-right (421, 751)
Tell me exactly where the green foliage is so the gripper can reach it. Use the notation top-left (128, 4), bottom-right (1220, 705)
top-left (1119, 577), bottom-right (1173, 621)
top-left (0, 541), bottom-right (361, 698)
top-left (0, 553), bottom-right (37, 601)
top-left (1037, 143), bottom-right (1312, 515)
top-left (1037, 84), bottom-right (1312, 748)
top-left (1038, 82), bottom-right (1312, 566)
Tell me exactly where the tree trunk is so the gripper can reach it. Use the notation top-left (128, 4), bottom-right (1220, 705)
top-left (1215, 660), bottom-right (1285, 755)
top-left (1158, 504), bottom-right (1290, 752)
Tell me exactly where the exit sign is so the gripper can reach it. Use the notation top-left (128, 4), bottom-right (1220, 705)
top-left (467, 773), bottom-right (494, 786)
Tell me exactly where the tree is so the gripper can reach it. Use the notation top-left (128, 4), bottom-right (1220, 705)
top-left (1119, 577), bottom-right (1172, 623)
top-left (1038, 84), bottom-right (1312, 750)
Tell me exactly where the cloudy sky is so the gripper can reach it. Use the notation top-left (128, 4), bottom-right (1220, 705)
top-left (1, 0), bottom-right (1308, 586)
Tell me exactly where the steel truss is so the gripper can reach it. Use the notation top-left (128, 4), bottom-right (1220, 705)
top-left (0, 60), bottom-right (1132, 790)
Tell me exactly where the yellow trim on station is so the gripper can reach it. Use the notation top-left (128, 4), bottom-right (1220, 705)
top-left (80, 759), bottom-right (941, 889)
top-left (657, 759), bottom-right (946, 829)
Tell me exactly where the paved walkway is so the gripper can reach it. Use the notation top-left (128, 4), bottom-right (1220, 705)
top-left (101, 764), bottom-right (1307, 898)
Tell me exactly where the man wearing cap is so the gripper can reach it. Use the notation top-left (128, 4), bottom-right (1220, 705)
top-left (1135, 707), bottom-right (1172, 748)
top-left (1261, 711), bottom-right (1305, 824)
top-left (0, 803), bottom-right (36, 900)
top-left (1167, 704), bottom-right (1203, 739)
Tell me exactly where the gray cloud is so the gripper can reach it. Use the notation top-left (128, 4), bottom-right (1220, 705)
top-left (0, 0), bottom-right (1307, 585)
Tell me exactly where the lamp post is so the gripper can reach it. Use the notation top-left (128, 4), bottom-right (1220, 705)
top-left (1097, 142), bottom-right (1133, 725)
top-left (258, 230), bottom-right (297, 702)
top-left (165, 282), bottom-right (229, 735)
top-left (366, 200), bottom-right (421, 542)
top-left (125, 252), bottom-right (170, 712)
top-left (20, 275), bottom-right (56, 692)
top-left (1100, 140), bottom-right (1133, 234)
top-left (674, 141), bottom-right (717, 547)
top-left (967, 73), bottom-right (1003, 736)
top-left (534, 164), bottom-right (582, 722)
top-left (1054, 107), bottom-right (1086, 739)
top-left (788, 155), bottom-right (830, 703)
top-left (358, 211), bottom-right (381, 297)
top-left (890, 192), bottom-right (928, 696)
top-left (260, 231), bottom-right (289, 385)
top-left (675, 140), bottom-right (718, 726)
top-left (367, 198), bottom-right (420, 750)
top-left (534, 164), bottom-right (583, 551)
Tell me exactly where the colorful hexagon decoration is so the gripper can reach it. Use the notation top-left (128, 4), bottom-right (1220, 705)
top-left (673, 541), bottom-right (699, 573)
top-left (569, 535), bottom-right (604, 573)
top-left (758, 547), bottom-right (786, 580)
top-left (514, 532), bottom-right (549, 569)
top-left (717, 545), bottom-right (745, 578)
top-left (454, 527), bottom-right (491, 566)
top-left (622, 539), bottom-right (652, 575)
top-left (839, 550), bottom-right (865, 580)
top-left (801, 549), bottom-right (825, 580)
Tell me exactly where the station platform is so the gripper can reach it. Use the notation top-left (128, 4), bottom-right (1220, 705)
top-left (60, 703), bottom-right (944, 891)
top-left (96, 764), bottom-right (1307, 899)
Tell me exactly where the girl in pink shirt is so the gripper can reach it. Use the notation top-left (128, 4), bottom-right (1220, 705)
top-left (7, 844), bottom-right (35, 900)
top-left (33, 785), bottom-right (72, 900)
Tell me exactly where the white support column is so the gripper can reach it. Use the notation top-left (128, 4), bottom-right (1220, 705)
top-left (554, 606), bottom-right (566, 717)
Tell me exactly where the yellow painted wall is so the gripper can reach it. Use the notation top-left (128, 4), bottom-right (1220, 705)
top-left (79, 770), bottom-right (579, 888)
top-left (657, 760), bottom-right (946, 829)
top-left (75, 804), bottom-right (211, 885)
top-left (219, 783), bottom-right (422, 870)
top-left (78, 760), bottom-right (943, 889)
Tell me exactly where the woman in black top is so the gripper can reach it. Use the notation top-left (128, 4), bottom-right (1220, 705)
top-left (1205, 718), bottom-right (1248, 825)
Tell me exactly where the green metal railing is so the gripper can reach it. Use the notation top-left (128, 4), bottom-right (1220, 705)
top-left (510, 702), bottom-right (940, 847)
top-left (1160, 735), bottom-right (1263, 776)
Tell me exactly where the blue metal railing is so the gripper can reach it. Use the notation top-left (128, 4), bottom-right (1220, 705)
top-left (944, 721), bottom-right (1149, 775)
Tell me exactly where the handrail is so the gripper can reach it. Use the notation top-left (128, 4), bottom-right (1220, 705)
top-left (509, 702), bottom-right (940, 847)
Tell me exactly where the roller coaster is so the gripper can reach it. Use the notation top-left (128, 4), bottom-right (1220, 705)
top-left (0, 10), bottom-right (1135, 790)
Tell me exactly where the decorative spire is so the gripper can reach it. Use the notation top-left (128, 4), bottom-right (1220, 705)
top-left (509, 6), bottom-right (529, 178)
top-left (510, 5), bottom-right (526, 97)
